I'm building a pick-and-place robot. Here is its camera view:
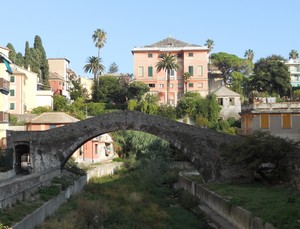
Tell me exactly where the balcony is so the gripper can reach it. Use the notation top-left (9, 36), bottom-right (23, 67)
top-left (0, 78), bottom-right (10, 95)
top-left (0, 111), bottom-right (9, 123)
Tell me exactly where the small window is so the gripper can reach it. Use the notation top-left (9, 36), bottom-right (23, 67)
top-left (170, 69), bottom-right (175, 77)
top-left (188, 83), bottom-right (193, 88)
top-left (188, 53), bottom-right (193, 57)
top-left (229, 98), bottom-right (235, 106)
top-left (148, 66), bottom-right (153, 77)
top-left (170, 84), bottom-right (173, 88)
top-left (138, 66), bottom-right (144, 77)
top-left (177, 53), bottom-right (183, 58)
top-left (10, 76), bottom-right (15, 83)
top-left (149, 84), bottom-right (155, 88)
top-left (218, 98), bottom-right (223, 106)
top-left (198, 83), bottom-right (203, 88)
top-left (159, 84), bottom-right (164, 88)
top-left (148, 53), bottom-right (153, 58)
top-left (10, 103), bottom-right (15, 110)
top-left (10, 89), bottom-right (15, 96)
top-left (197, 66), bottom-right (203, 76)
top-left (188, 66), bottom-right (194, 76)
top-left (95, 144), bottom-right (98, 154)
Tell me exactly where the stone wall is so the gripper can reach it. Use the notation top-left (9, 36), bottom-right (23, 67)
top-left (177, 175), bottom-right (277, 229)
top-left (11, 162), bottom-right (122, 229)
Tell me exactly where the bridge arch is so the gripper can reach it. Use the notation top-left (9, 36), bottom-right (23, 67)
top-left (7, 111), bottom-right (238, 182)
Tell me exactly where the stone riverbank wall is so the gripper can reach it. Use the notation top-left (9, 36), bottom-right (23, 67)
top-left (11, 162), bottom-right (122, 229)
top-left (177, 175), bottom-right (277, 229)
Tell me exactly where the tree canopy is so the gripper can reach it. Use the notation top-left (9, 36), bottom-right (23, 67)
top-left (210, 52), bottom-right (249, 86)
top-left (249, 55), bottom-right (291, 97)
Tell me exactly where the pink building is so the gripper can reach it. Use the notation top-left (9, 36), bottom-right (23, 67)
top-left (132, 37), bottom-right (209, 105)
top-left (25, 112), bottom-right (114, 166)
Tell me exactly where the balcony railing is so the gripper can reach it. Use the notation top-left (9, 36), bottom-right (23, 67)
top-left (0, 78), bottom-right (10, 95)
top-left (0, 111), bottom-right (9, 123)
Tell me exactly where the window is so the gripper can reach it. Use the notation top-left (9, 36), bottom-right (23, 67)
top-left (178, 83), bottom-right (183, 88)
top-left (10, 103), bottom-right (15, 110)
top-left (188, 83), bottom-right (193, 88)
top-left (148, 53), bottom-right (153, 58)
top-left (95, 144), bottom-right (98, 154)
top-left (260, 114), bottom-right (269, 129)
top-left (229, 98), bottom-right (235, 106)
top-left (197, 66), bottom-right (203, 76)
top-left (282, 114), bottom-right (291, 128)
top-left (138, 66), bottom-right (144, 77)
top-left (198, 83), bottom-right (203, 88)
top-left (10, 89), bottom-right (15, 96)
top-left (148, 66), bottom-right (153, 77)
top-left (188, 66), bottom-right (194, 76)
top-left (159, 84), bottom-right (164, 88)
top-left (188, 53), bottom-right (193, 57)
top-left (170, 69), bottom-right (175, 77)
top-left (49, 124), bottom-right (57, 129)
top-left (218, 98), bottom-right (223, 106)
top-left (149, 84), bottom-right (155, 88)
top-left (10, 76), bottom-right (15, 83)
top-left (177, 53), bottom-right (183, 58)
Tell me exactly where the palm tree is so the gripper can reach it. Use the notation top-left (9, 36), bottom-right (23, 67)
top-left (289, 49), bottom-right (299, 60)
top-left (156, 53), bottom-right (180, 105)
top-left (83, 56), bottom-right (105, 81)
top-left (92, 29), bottom-right (107, 76)
top-left (183, 72), bottom-right (191, 93)
top-left (204, 39), bottom-right (214, 53)
top-left (244, 49), bottom-right (254, 62)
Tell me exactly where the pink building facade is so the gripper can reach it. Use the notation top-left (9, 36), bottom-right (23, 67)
top-left (132, 37), bottom-right (209, 105)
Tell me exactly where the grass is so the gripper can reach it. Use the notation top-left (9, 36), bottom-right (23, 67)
top-left (206, 183), bottom-right (300, 229)
top-left (37, 169), bottom-right (213, 229)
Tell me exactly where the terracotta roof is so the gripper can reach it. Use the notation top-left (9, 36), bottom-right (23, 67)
top-left (145, 37), bottom-right (200, 48)
top-left (27, 112), bottom-right (79, 124)
top-left (49, 72), bottom-right (64, 80)
top-left (212, 86), bottom-right (241, 97)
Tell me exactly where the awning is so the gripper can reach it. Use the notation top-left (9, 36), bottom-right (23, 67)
top-left (3, 58), bottom-right (13, 74)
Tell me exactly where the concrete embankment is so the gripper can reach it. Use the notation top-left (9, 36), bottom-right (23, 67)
top-left (11, 162), bottom-right (122, 229)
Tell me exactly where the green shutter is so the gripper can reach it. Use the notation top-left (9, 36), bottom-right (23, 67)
top-left (189, 66), bottom-right (193, 76)
top-left (148, 66), bottom-right (153, 77)
top-left (10, 89), bottom-right (15, 96)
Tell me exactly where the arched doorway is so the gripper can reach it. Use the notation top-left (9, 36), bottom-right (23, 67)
top-left (14, 142), bottom-right (31, 174)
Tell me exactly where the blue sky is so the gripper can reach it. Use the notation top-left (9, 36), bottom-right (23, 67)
top-left (1, 0), bottom-right (300, 78)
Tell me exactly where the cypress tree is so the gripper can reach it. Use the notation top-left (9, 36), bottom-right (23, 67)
top-left (24, 41), bottom-right (31, 69)
top-left (33, 35), bottom-right (49, 86)
top-left (6, 43), bottom-right (16, 63)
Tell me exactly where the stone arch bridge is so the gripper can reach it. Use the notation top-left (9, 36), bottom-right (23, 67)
top-left (7, 111), bottom-right (240, 182)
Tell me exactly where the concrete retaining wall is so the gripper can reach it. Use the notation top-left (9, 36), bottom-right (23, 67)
top-left (12, 162), bottom-right (122, 229)
top-left (177, 175), bottom-right (277, 229)
top-left (0, 168), bottom-right (61, 209)
top-left (0, 169), bottom-right (15, 180)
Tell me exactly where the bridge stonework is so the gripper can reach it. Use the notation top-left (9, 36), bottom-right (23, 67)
top-left (7, 111), bottom-right (241, 182)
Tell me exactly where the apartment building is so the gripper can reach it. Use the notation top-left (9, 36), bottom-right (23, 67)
top-left (132, 37), bottom-right (209, 105)
top-left (240, 101), bottom-right (300, 141)
top-left (0, 46), bottom-right (12, 148)
top-left (286, 58), bottom-right (300, 87)
top-left (48, 58), bottom-right (77, 100)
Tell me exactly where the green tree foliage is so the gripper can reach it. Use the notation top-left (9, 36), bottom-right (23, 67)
top-left (183, 72), bottom-right (191, 93)
top-left (83, 56), bottom-right (105, 81)
top-left (156, 53), bottom-right (180, 104)
top-left (230, 71), bottom-right (245, 94)
top-left (92, 28), bottom-right (107, 60)
top-left (157, 105), bottom-right (177, 120)
top-left (108, 62), bottom-right (119, 74)
top-left (30, 106), bottom-right (52, 115)
top-left (91, 75), bottom-right (126, 103)
top-left (139, 94), bottom-right (159, 115)
top-left (250, 55), bottom-right (291, 97)
top-left (210, 52), bottom-right (249, 86)
top-left (86, 102), bottom-right (106, 116)
top-left (24, 41), bottom-right (31, 69)
top-left (127, 81), bottom-right (149, 101)
top-left (204, 39), bottom-right (214, 53)
top-left (53, 95), bottom-right (69, 112)
top-left (34, 35), bottom-right (49, 86)
top-left (69, 79), bottom-right (89, 101)
top-left (244, 49), bottom-right (254, 62)
top-left (6, 43), bottom-right (16, 62)
top-left (289, 49), bottom-right (299, 60)
top-left (68, 98), bottom-right (86, 120)
top-left (127, 99), bottom-right (138, 111)
top-left (222, 131), bottom-right (299, 183)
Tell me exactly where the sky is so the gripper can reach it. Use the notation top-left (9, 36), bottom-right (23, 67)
top-left (1, 0), bottom-right (300, 78)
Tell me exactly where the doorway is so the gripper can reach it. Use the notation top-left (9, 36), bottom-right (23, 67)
top-left (15, 142), bottom-right (31, 174)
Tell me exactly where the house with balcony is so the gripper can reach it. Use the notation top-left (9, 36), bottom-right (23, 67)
top-left (132, 37), bottom-right (209, 106)
top-left (48, 58), bottom-right (78, 100)
top-left (8, 64), bottom-right (53, 115)
top-left (240, 101), bottom-right (300, 141)
top-left (0, 46), bottom-right (12, 148)
top-left (286, 58), bottom-right (300, 87)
